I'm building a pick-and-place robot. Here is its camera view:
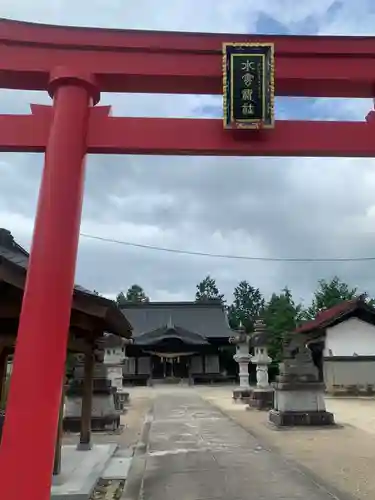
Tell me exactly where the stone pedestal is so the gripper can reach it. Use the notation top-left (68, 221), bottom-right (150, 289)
top-left (269, 381), bottom-right (334, 426)
top-left (64, 363), bottom-right (120, 432)
top-left (106, 364), bottom-right (129, 413)
top-left (248, 388), bottom-right (274, 410)
top-left (233, 387), bottom-right (253, 402)
top-left (230, 326), bottom-right (251, 402)
top-left (269, 338), bottom-right (334, 427)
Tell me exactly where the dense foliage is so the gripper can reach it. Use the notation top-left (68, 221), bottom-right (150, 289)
top-left (115, 275), bottom-right (373, 361)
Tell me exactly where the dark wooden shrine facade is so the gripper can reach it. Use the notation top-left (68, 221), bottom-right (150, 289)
top-left (0, 229), bottom-right (132, 468)
top-left (122, 301), bottom-right (236, 385)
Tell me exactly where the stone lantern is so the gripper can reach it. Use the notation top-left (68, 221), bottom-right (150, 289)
top-left (248, 319), bottom-right (274, 410)
top-left (229, 322), bottom-right (252, 402)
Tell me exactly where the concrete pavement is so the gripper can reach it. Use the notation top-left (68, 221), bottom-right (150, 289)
top-left (131, 390), bottom-right (347, 500)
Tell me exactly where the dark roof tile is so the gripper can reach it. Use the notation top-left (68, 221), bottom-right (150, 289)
top-left (0, 229), bottom-right (132, 337)
top-left (0, 228), bottom-right (103, 299)
top-left (135, 325), bottom-right (209, 346)
top-left (120, 300), bottom-right (233, 339)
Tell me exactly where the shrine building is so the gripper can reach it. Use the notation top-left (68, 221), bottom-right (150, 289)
top-left (121, 300), bottom-right (236, 385)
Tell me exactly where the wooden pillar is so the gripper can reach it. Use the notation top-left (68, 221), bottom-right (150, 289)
top-left (188, 357), bottom-right (193, 386)
top-left (148, 356), bottom-right (153, 387)
top-left (202, 354), bottom-right (206, 374)
top-left (0, 348), bottom-right (9, 407)
top-left (78, 345), bottom-right (94, 450)
top-left (53, 383), bottom-right (65, 475)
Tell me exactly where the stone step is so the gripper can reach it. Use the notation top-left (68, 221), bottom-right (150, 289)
top-left (101, 452), bottom-right (133, 480)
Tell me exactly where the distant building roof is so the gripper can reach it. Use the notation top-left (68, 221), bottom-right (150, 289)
top-left (135, 324), bottom-right (209, 346)
top-left (294, 297), bottom-right (374, 335)
top-left (120, 300), bottom-right (233, 339)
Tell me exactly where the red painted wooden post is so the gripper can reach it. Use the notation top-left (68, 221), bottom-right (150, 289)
top-left (0, 67), bottom-right (99, 500)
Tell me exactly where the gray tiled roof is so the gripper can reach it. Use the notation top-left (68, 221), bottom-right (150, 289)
top-left (135, 325), bottom-right (209, 346)
top-left (0, 230), bottom-right (29, 268)
top-left (120, 301), bottom-right (233, 339)
top-left (0, 229), bottom-right (101, 299)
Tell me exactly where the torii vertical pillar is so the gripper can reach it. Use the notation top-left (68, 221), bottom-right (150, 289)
top-left (0, 68), bottom-right (99, 500)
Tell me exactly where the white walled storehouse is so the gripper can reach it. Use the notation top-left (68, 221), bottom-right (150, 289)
top-left (294, 297), bottom-right (375, 395)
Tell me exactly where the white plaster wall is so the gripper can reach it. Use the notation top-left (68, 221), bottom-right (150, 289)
top-left (324, 318), bottom-right (375, 357)
top-left (324, 360), bottom-right (375, 390)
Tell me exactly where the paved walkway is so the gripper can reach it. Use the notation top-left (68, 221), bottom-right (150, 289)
top-left (139, 391), bottom-right (342, 500)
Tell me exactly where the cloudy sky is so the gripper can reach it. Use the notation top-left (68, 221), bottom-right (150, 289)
top-left (1, 0), bottom-right (375, 307)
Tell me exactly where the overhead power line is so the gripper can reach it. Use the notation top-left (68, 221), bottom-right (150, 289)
top-left (79, 232), bottom-right (375, 263)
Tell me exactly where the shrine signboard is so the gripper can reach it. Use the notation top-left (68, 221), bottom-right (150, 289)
top-left (223, 42), bottom-right (275, 129)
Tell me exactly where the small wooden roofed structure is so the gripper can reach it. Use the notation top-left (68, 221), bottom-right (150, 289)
top-left (0, 229), bottom-right (132, 354)
top-left (0, 229), bottom-right (132, 470)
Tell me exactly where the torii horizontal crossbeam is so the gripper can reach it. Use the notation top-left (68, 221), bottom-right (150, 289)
top-left (1, 106), bottom-right (375, 157)
top-left (1, 18), bottom-right (375, 97)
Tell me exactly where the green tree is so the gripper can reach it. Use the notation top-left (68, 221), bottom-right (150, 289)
top-left (195, 275), bottom-right (224, 303)
top-left (116, 285), bottom-right (150, 306)
top-left (227, 280), bottom-right (264, 332)
top-left (263, 287), bottom-right (303, 362)
top-left (304, 276), bottom-right (358, 320)
top-left (125, 284), bottom-right (150, 303)
top-left (116, 291), bottom-right (127, 306)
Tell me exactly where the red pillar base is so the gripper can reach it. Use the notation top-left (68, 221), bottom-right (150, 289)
top-left (0, 68), bottom-right (99, 500)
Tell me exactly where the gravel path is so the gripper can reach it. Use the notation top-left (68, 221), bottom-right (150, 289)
top-left (138, 390), bottom-right (344, 500)
top-left (199, 386), bottom-right (375, 500)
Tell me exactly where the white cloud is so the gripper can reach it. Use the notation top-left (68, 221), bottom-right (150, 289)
top-left (1, 0), bottom-right (375, 304)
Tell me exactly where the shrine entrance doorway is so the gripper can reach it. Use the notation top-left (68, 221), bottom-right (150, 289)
top-left (151, 354), bottom-right (190, 380)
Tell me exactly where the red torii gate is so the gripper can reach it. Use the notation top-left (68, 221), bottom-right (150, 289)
top-left (1, 17), bottom-right (375, 500)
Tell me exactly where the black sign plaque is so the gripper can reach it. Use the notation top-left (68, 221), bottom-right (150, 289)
top-left (223, 43), bottom-right (275, 129)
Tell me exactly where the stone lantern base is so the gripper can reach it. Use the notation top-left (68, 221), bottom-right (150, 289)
top-left (247, 388), bottom-right (274, 410)
top-left (233, 387), bottom-right (253, 402)
top-left (268, 381), bottom-right (334, 427)
top-left (269, 409), bottom-right (334, 427)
